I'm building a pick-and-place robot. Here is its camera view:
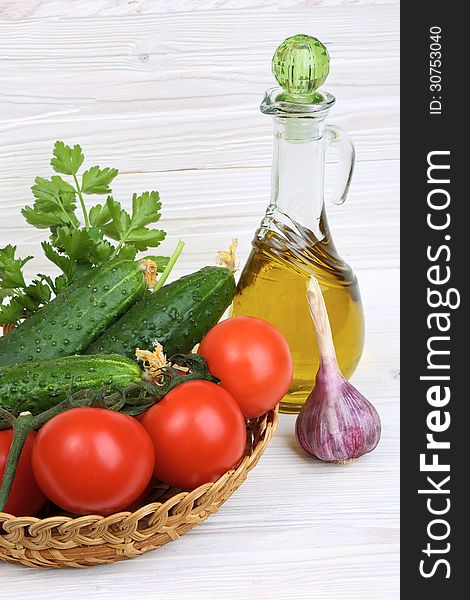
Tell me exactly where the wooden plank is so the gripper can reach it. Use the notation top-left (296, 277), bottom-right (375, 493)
top-left (0, 0), bottom-right (401, 21)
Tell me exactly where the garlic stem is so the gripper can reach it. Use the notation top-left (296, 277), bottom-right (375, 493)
top-left (306, 276), bottom-right (340, 369)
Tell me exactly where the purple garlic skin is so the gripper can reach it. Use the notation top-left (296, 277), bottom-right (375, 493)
top-left (295, 363), bottom-right (382, 463)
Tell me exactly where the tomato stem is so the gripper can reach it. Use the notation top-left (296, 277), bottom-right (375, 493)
top-left (0, 411), bottom-right (34, 513)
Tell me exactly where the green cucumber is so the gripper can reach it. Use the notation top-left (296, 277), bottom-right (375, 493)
top-left (0, 260), bottom-right (146, 367)
top-left (0, 354), bottom-right (142, 414)
top-left (86, 266), bottom-right (235, 360)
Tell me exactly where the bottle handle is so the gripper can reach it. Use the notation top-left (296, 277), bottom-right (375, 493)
top-left (325, 124), bottom-right (355, 206)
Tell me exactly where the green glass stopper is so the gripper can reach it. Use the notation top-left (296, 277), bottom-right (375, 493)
top-left (272, 34), bottom-right (330, 100)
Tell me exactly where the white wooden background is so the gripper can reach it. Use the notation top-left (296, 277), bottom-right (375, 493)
top-left (0, 1), bottom-right (399, 598)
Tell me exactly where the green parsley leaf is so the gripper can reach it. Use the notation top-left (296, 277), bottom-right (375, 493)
top-left (54, 274), bottom-right (68, 294)
top-left (22, 207), bottom-right (72, 229)
top-left (14, 280), bottom-right (52, 313)
top-left (131, 191), bottom-right (162, 228)
top-left (47, 227), bottom-right (115, 279)
top-left (50, 141), bottom-right (84, 176)
top-left (25, 280), bottom-right (52, 303)
top-left (102, 193), bottom-right (165, 251)
top-left (22, 176), bottom-right (79, 230)
top-left (41, 241), bottom-right (71, 275)
top-left (0, 247), bottom-right (56, 324)
top-left (87, 227), bottom-right (114, 264)
top-left (56, 227), bottom-right (95, 263)
top-left (125, 227), bottom-right (166, 251)
top-left (0, 298), bottom-right (25, 325)
top-left (32, 176), bottom-right (76, 206)
top-left (81, 166), bottom-right (118, 195)
top-left (36, 273), bottom-right (56, 293)
top-left (115, 244), bottom-right (138, 261)
top-left (103, 197), bottom-right (131, 240)
top-left (16, 294), bottom-right (39, 313)
top-left (89, 202), bottom-right (112, 227)
top-left (0, 288), bottom-right (14, 301)
top-left (0, 245), bottom-right (33, 289)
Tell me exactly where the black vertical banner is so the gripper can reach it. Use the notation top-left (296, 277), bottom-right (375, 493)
top-left (401, 4), bottom-right (465, 596)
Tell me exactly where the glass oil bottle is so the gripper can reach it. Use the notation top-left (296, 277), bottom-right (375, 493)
top-left (231, 35), bottom-right (365, 413)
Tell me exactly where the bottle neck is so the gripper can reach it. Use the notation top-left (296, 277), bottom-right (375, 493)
top-left (270, 117), bottom-right (327, 240)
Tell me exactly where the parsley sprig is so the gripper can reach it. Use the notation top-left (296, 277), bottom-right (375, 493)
top-left (0, 141), bottom-right (168, 326)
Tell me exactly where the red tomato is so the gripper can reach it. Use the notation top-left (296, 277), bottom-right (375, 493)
top-left (31, 408), bottom-right (155, 516)
top-left (199, 316), bottom-right (293, 418)
top-left (0, 430), bottom-right (46, 517)
top-left (142, 380), bottom-right (246, 490)
top-left (123, 478), bottom-right (155, 512)
top-left (134, 411), bottom-right (147, 423)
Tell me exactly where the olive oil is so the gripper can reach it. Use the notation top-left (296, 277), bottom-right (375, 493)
top-left (231, 213), bottom-right (364, 413)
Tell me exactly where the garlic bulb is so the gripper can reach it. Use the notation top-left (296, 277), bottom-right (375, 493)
top-left (295, 276), bottom-right (381, 463)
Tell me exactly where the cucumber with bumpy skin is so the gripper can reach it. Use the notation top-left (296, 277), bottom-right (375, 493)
top-left (0, 354), bottom-right (142, 414)
top-left (0, 260), bottom-right (147, 367)
top-left (86, 266), bottom-right (235, 360)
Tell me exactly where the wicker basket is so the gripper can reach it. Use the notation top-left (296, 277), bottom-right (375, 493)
top-left (0, 405), bottom-right (277, 568)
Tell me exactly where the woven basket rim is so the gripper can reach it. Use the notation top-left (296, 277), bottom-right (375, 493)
top-left (0, 407), bottom-right (278, 567)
